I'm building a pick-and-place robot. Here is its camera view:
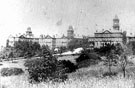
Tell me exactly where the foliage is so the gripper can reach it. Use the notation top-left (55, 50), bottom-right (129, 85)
top-left (94, 43), bottom-right (121, 75)
top-left (76, 52), bottom-right (101, 68)
top-left (118, 44), bottom-right (133, 77)
top-left (76, 51), bottom-right (101, 63)
top-left (67, 39), bottom-right (89, 51)
top-left (24, 47), bottom-right (69, 83)
top-left (103, 49), bottom-right (119, 74)
top-left (14, 40), bottom-right (41, 58)
top-left (127, 41), bottom-right (135, 55)
top-left (1, 67), bottom-right (24, 76)
top-left (102, 72), bottom-right (118, 77)
top-left (59, 46), bottom-right (67, 53)
top-left (8, 51), bottom-right (14, 58)
top-left (39, 45), bottom-right (53, 58)
top-left (94, 43), bottom-right (116, 56)
top-left (59, 60), bottom-right (78, 73)
top-left (0, 48), bottom-right (9, 59)
top-left (122, 31), bottom-right (127, 45)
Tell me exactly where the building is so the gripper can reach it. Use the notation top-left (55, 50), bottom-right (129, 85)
top-left (7, 25), bottom-right (83, 50)
top-left (8, 15), bottom-right (134, 50)
top-left (67, 25), bottom-right (74, 39)
top-left (88, 15), bottom-right (134, 48)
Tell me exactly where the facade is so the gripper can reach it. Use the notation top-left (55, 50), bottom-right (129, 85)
top-left (8, 15), bottom-right (135, 50)
top-left (88, 15), bottom-right (124, 48)
top-left (7, 25), bottom-right (83, 50)
top-left (67, 25), bottom-right (74, 38)
top-left (88, 15), bottom-right (135, 48)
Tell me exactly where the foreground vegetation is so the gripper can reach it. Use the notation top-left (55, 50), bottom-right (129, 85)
top-left (1, 62), bottom-right (135, 88)
top-left (1, 40), bottom-right (135, 88)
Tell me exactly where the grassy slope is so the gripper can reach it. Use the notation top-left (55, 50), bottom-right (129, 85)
top-left (0, 56), bottom-right (135, 88)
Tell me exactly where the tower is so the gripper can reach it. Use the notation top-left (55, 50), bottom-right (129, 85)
top-left (113, 15), bottom-right (120, 30)
top-left (67, 25), bottom-right (74, 38)
top-left (26, 27), bottom-right (33, 38)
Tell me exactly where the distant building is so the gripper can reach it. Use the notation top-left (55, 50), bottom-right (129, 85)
top-left (7, 26), bottom-right (83, 50)
top-left (67, 25), bottom-right (74, 38)
top-left (8, 15), bottom-right (135, 50)
top-left (88, 15), bottom-right (135, 48)
top-left (26, 27), bottom-right (34, 38)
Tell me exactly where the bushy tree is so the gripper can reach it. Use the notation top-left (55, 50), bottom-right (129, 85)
top-left (127, 41), bottom-right (135, 55)
top-left (59, 60), bottom-right (78, 73)
top-left (96, 44), bottom-right (119, 76)
top-left (94, 43), bottom-right (115, 56)
top-left (25, 55), bottom-right (68, 83)
top-left (14, 40), bottom-right (41, 58)
top-left (76, 51), bottom-right (101, 68)
top-left (117, 44), bottom-right (133, 77)
top-left (104, 49), bottom-right (118, 74)
top-left (24, 46), bottom-right (72, 83)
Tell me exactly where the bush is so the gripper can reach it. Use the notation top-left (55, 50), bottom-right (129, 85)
top-left (102, 72), bottom-right (118, 77)
top-left (1, 67), bottom-right (24, 76)
top-left (76, 52), bottom-right (101, 68)
top-left (76, 52), bottom-right (101, 63)
top-left (24, 57), bottom-right (68, 83)
top-left (59, 60), bottom-right (78, 73)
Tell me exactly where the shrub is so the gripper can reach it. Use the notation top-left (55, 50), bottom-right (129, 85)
top-left (59, 60), bottom-right (78, 73)
top-left (102, 72), bottom-right (118, 77)
top-left (76, 52), bottom-right (101, 68)
top-left (76, 52), bottom-right (101, 63)
top-left (1, 67), bottom-right (24, 76)
top-left (24, 57), bottom-right (68, 83)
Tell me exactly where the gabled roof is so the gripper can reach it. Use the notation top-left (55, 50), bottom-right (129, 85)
top-left (19, 35), bottom-right (26, 38)
top-left (45, 35), bottom-right (52, 38)
top-left (102, 30), bottom-right (112, 34)
top-left (95, 29), bottom-right (122, 34)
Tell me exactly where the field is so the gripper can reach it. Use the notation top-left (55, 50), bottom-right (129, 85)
top-left (0, 56), bottom-right (135, 88)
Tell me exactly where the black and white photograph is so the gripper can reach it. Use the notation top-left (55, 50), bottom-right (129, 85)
top-left (1, 0), bottom-right (135, 88)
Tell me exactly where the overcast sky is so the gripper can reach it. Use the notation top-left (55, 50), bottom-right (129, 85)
top-left (1, 0), bottom-right (135, 47)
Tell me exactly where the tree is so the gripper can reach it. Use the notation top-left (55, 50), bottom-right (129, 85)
top-left (104, 49), bottom-right (118, 75)
top-left (67, 39), bottom-right (89, 51)
top-left (59, 46), bottom-right (67, 54)
top-left (116, 31), bottom-right (133, 77)
top-left (127, 41), bottom-right (135, 55)
top-left (67, 39), bottom-right (81, 51)
top-left (122, 31), bottom-right (127, 45)
top-left (118, 44), bottom-right (133, 77)
top-left (14, 40), bottom-right (41, 58)
top-left (39, 45), bottom-right (52, 58)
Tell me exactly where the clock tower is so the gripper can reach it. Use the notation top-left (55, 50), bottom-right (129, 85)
top-left (113, 15), bottom-right (120, 30)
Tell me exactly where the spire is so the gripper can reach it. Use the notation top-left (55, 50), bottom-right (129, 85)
top-left (114, 14), bottom-right (118, 19)
top-left (113, 15), bottom-right (120, 30)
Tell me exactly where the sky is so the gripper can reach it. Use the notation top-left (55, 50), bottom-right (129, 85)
top-left (1, 0), bottom-right (135, 47)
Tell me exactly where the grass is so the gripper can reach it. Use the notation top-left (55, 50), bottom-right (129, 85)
top-left (1, 74), bottom-right (134, 88)
top-left (1, 67), bottom-right (24, 76)
top-left (1, 56), bottom-right (135, 88)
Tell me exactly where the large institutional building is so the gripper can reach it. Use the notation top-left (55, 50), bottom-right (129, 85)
top-left (7, 15), bottom-right (135, 50)
top-left (88, 15), bottom-right (135, 48)
top-left (7, 25), bottom-right (83, 50)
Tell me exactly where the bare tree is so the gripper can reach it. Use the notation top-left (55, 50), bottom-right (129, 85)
top-left (118, 44), bottom-right (133, 77)
top-left (104, 49), bottom-right (118, 75)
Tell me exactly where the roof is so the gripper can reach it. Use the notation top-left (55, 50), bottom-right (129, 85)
top-left (95, 29), bottom-right (122, 34)
top-left (19, 35), bottom-right (26, 38)
top-left (45, 35), bottom-right (52, 38)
